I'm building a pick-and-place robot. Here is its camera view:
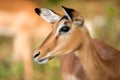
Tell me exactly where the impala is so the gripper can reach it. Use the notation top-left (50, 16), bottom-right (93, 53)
top-left (33, 6), bottom-right (120, 80)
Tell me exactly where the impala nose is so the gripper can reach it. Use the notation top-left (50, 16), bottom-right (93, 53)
top-left (33, 51), bottom-right (40, 58)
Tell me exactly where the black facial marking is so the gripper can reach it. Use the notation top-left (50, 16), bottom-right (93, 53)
top-left (34, 52), bottom-right (40, 58)
top-left (35, 8), bottom-right (41, 15)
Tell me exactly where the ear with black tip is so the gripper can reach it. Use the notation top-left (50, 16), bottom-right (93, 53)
top-left (34, 8), bottom-right (61, 23)
top-left (35, 8), bottom-right (41, 15)
top-left (61, 6), bottom-right (74, 21)
top-left (62, 6), bottom-right (84, 26)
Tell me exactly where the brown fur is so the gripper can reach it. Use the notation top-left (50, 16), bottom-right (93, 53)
top-left (61, 39), bottom-right (120, 80)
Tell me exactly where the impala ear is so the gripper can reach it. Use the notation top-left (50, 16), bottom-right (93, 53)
top-left (73, 16), bottom-right (84, 26)
top-left (62, 6), bottom-right (74, 21)
top-left (62, 6), bottom-right (84, 26)
top-left (35, 8), bottom-right (61, 23)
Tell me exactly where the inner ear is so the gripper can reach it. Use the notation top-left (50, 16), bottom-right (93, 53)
top-left (34, 8), bottom-right (61, 23)
top-left (73, 16), bottom-right (84, 26)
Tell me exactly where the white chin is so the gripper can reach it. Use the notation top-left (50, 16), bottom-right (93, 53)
top-left (38, 58), bottom-right (49, 64)
top-left (34, 57), bottom-right (49, 64)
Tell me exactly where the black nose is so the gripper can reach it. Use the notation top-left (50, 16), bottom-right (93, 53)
top-left (34, 52), bottom-right (40, 58)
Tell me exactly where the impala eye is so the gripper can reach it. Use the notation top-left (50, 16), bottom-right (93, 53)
top-left (59, 26), bottom-right (70, 33)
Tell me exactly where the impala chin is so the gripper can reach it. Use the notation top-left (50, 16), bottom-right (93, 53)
top-left (38, 58), bottom-right (49, 64)
top-left (34, 53), bottom-right (51, 64)
top-left (34, 57), bottom-right (50, 64)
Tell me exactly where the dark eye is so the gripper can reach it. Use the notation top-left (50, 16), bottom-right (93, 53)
top-left (59, 26), bottom-right (70, 33)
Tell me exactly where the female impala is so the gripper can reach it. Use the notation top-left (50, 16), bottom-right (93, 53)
top-left (33, 6), bottom-right (120, 80)
top-left (34, 7), bottom-right (120, 80)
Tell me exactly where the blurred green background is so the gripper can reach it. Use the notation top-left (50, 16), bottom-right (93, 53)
top-left (0, 0), bottom-right (120, 80)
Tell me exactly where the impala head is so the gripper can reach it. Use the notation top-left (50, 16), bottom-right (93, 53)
top-left (33, 6), bottom-right (90, 64)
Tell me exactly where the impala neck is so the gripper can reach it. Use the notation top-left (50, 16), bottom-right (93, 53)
top-left (75, 38), bottom-right (107, 80)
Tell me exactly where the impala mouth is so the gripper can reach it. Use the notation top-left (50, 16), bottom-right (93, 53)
top-left (34, 57), bottom-right (49, 64)
top-left (38, 58), bottom-right (49, 64)
top-left (34, 55), bottom-right (54, 64)
top-left (39, 57), bottom-right (48, 62)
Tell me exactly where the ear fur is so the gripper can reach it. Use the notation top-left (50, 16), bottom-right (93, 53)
top-left (73, 16), bottom-right (84, 26)
top-left (61, 6), bottom-right (84, 26)
top-left (34, 8), bottom-right (61, 23)
top-left (61, 6), bottom-right (74, 21)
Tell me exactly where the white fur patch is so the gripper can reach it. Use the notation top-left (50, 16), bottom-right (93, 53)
top-left (74, 50), bottom-right (79, 57)
top-left (40, 8), bottom-right (60, 23)
top-left (56, 21), bottom-right (65, 35)
top-left (38, 58), bottom-right (49, 64)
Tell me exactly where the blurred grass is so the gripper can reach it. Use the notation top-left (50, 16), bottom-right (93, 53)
top-left (0, 61), bottom-right (11, 80)
top-left (0, 36), bottom-right (24, 80)
top-left (0, 36), bottom-right (13, 60)
top-left (33, 58), bottom-right (61, 80)
top-left (0, 36), bottom-right (61, 80)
